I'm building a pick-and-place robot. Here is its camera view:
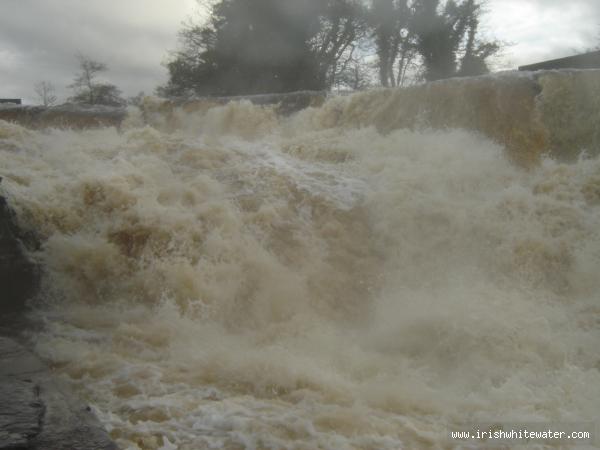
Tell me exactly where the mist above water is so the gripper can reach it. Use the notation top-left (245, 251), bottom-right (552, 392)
top-left (2, 79), bottom-right (600, 449)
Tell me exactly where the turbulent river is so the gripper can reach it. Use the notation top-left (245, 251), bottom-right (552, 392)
top-left (2, 78), bottom-right (600, 449)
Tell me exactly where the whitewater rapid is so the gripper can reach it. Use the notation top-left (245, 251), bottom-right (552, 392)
top-left (1, 92), bottom-right (600, 449)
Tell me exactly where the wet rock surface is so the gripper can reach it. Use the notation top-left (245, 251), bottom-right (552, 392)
top-left (0, 192), bottom-right (39, 315)
top-left (0, 337), bottom-right (118, 450)
top-left (0, 337), bottom-right (47, 449)
top-left (0, 193), bottom-right (118, 450)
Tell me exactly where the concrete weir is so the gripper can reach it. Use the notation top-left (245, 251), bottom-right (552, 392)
top-left (1, 70), bottom-right (600, 166)
top-left (0, 91), bottom-right (326, 131)
top-left (312, 69), bottom-right (600, 166)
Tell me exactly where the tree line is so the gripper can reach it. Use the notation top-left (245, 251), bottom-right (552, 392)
top-left (34, 54), bottom-right (127, 107)
top-left (159, 0), bottom-right (500, 96)
top-left (34, 0), bottom-right (500, 106)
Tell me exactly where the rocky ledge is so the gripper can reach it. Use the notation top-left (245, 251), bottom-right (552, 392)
top-left (0, 192), bottom-right (39, 317)
top-left (0, 189), bottom-right (118, 450)
top-left (0, 337), bottom-right (118, 450)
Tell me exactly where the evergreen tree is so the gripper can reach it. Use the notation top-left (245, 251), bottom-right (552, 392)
top-left (159, 0), bottom-right (366, 96)
top-left (412, 0), bottom-right (462, 81)
top-left (371, 0), bottom-right (414, 87)
top-left (162, 0), bottom-right (501, 95)
top-left (411, 0), bottom-right (499, 81)
top-left (456, 0), bottom-right (500, 77)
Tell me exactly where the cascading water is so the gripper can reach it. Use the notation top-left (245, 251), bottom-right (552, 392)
top-left (1, 72), bottom-right (600, 449)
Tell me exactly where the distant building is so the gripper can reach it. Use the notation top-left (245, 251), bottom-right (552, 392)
top-left (0, 99), bottom-right (22, 105)
top-left (519, 50), bottom-right (600, 71)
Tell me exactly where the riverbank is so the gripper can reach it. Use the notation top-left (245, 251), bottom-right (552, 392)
top-left (0, 191), bottom-right (118, 450)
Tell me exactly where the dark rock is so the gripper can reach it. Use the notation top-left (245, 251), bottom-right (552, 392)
top-left (0, 192), bottom-right (40, 314)
top-left (0, 195), bottom-right (118, 448)
top-left (0, 337), bottom-right (118, 450)
top-left (0, 377), bottom-right (43, 448)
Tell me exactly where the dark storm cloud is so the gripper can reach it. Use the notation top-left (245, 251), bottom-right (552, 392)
top-left (0, 0), bottom-right (197, 103)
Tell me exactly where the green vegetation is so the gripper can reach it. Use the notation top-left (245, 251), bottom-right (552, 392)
top-left (159, 0), bottom-right (500, 96)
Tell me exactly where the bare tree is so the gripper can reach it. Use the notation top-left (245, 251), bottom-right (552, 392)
top-left (68, 54), bottom-right (124, 106)
top-left (372, 0), bottom-right (411, 87)
top-left (313, 0), bottom-right (369, 88)
top-left (127, 91), bottom-right (146, 107)
top-left (34, 81), bottom-right (57, 106)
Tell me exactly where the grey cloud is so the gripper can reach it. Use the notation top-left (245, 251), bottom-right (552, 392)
top-left (0, 0), bottom-right (196, 103)
top-left (1, 0), bottom-right (600, 103)
top-left (484, 0), bottom-right (600, 69)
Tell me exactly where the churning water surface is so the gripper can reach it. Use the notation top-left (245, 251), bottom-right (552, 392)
top-left (1, 88), bottom-right (600, 449)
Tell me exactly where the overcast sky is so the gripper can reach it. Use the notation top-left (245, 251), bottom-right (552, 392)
top-left (1, 0), bottom-right (599, 104)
